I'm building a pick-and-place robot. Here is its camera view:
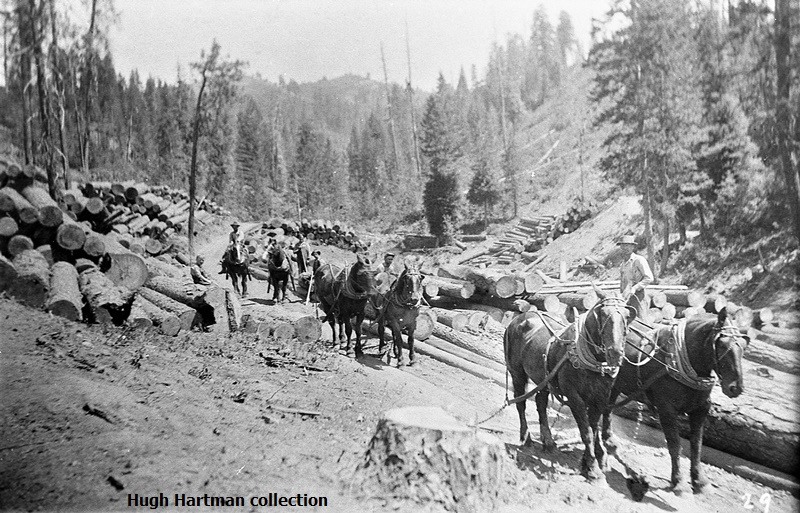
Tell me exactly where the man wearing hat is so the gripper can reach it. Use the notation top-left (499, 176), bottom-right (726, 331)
top-left (229, 221), bottom-right (243, 246)
top-left (618, 234), bottom-right (653, 318)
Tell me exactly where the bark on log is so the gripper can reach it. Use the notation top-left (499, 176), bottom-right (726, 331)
top-left (353, 406), bottom-right (505, 512)
top-left (437, 264), bottom-right (517, 298)
top-left (0, 187), bottom-right (38, 224)
top-left (664, 290), bottom-right (707, 308)
top-left (45, 262), bottom-right (83, 321)
top-left (743, 338), bottom-right (800, 375)
top-left (139, 286), bottom-right (197, 330)
top-left (145, 274), bottom-right (207, 308)
top-left (245, 309), bottom-right (321, 343)
top-left (8, 234), bottom-right (34, 257)
top-left (127, 294), bottom-right (154, 330)
top-left (421, 334), bottom-right (506, 374)
top-left (426, 296), bottom-right (507, 323)
top-left (8, 250), bottom-right (49, 308)
top-left (78, 267), bottom-right (133, 324)
top-left (432, 308), bottom-right (468, 332)
top-left (754, 325), bottom-right (800, 351)
top-left (431, 322), bottom-right (505, 365)
top-left (21, 185), bottom-right (62, 227)
top-left (0, 253), bottom-right (17, 292)
top-left (423, 275), bottom-right (476, 299)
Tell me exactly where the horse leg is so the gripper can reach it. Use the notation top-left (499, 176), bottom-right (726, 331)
top-left (688, 405), bottom-right (710, 493)
top-left (657, 405), bottom-right (689, 494)
top-left (241, 271), bottom-right (248, 298)
top-left (509, 371), bottom-right (532, 446)
top-left (232, 273), bottom-right (240, 295)
top-left (406, 327), bottom-right (416, 366)
top-left (601, 390), bottom-right (620, 453)
top-left (353, 314), bottom-right (364, 358)
top-left (344, 317), bottom-right (355, 358)
top-left (569, 394), bottom-right (602, 481)
top-left (390, 320), bottom-right (403, 366)
top-left (589, 405), bottom-right (607, 472)
top-left (535, 390), bottom-right (557, 451)
top-left (378, 316), bottom-right (388, 363)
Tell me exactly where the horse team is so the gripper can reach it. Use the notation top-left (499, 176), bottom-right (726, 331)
top-left (224, 234), bottom-right (749, 499)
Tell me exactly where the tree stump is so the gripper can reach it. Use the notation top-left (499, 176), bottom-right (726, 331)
top-left (46, 262), bottom-right (83, 321)
top-left (353, 406), bottom-right (505, 512)
top-left (8, 249), bottom-right (50, 308)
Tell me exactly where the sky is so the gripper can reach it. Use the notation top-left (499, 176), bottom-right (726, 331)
top-left (107, 0), bottom-right (610, 92)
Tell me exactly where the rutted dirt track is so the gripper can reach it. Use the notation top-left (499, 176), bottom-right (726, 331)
top-left (0, 230), bottom-right (798, 512)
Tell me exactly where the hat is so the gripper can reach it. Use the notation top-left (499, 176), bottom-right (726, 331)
top-left (231, 221), bottom-right (240, 228)
top-left (617, 235), bottom-right (637, 246)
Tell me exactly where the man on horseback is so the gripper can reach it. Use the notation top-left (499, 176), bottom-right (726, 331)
top-left (617, 234), bottom-right (653, 318)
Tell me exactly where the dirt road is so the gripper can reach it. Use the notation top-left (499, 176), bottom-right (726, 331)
top-left (0, 229), bottom-right (797, 512)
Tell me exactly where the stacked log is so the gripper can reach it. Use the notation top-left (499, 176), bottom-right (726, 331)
top-left (8, 250), bottom-right (50, 308)
top-left (437, 264), bottom-right (517, 299)
top-left (78, 266), bottom-right (133, 324)
top-left (46, 262), bottom-right (83, 321)
top-left (254, 217), bottom-right (366, 253)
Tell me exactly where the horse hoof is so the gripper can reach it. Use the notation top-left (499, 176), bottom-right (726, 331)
top-left (671, 481), bottom-right (691, 497)
top-left (407, 359), bottom-right (416, 367)
top-left (347, 350), bottom-right (356, 358)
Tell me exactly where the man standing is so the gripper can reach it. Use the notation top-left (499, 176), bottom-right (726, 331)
top-left (618, 234), bottom-right (654, 318)
top-left (191, 255), bottom-right (214, 286)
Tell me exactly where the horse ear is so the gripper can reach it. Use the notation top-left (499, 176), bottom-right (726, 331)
top-left (717, 307), bottom-right (728, 324)
top-left (593, 282), bottom-right (607, 300)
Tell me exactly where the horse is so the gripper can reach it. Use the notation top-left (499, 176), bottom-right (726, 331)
top-left (221, 243), bottom-right (249, 298)
top-left (313, 253), bottom-right (377, 357)
top-left (601, 308), bottom-right (748, 495)
top-left (504, 290), bottom-right (635, 481)
top-left (267, 245), bottom-right (292, 303)
top-left (376, 264), bottom-right (423, 367)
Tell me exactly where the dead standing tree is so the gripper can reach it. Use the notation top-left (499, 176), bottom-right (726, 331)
top-left (187, 40), bottom-right (244, 258)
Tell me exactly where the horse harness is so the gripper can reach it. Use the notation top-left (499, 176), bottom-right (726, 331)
top-left (606, 317), bottom-right (748, 413)
top-left (371, 269), bottom-right (421, 324)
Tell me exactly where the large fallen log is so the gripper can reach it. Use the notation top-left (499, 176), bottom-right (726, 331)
top-left (46, 262), bottom-right (83, 321)
top-left (78, 266), bottom-right (133, 324)
top-left (431, 322), bottom-right (505, 365)
top-left (132, 293), bottom-right (180, 336)
top-left (138, 286), bottom-right (197, 331)
top-left (437, 264), bottom-right (517, 299)
top-left (8, 250), bottom-right (50, 308)
top-left (471, 294), bottom-right (532, 313)
top-left (353, 406), bottom-right (505, 512)
top-left (431, 308), bottom-right (468, 332)
top-left (426, 295), bottom-right (507, 324)
top-left (743, 338), bottom-right (800, 375)
top-left (102, 234), bottom-right (149, 290)
top-left (663, 289), bottom-right (707, 308)
top-left (753, 325), bottom-right (800, 351)
top-left (0, 253), bottom-right (18, 292)
top-left (21, 185), bottom-right (62, 227)
top-left (0, 186), bottom-right (38, 224)
top-left (243, 308), bottom-right (321, 343)
top-left (0, 215), bottom-right (19, 237)
top-left (422, 275), bottom-right (475, 299)
top-left (614, 358), bottom-right (800, 476)
top-left (126, 294), bottom-right (154, 330)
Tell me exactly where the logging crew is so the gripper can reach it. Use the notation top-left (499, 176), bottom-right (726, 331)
top-left (618, 234), bottom-right (654, 318)
top-left (191, 255), bottom-right (213, 286)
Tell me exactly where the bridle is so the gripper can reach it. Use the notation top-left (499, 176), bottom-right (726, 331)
top-left (580, 296), bottom-right (632, 364)
top-left (710, 322), bottom-right (749, 369)
top-left (387, 268), bottom-right (423, 309)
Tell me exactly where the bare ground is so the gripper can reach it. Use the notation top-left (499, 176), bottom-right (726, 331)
top-left (1, 228), bottom-right (798, 513)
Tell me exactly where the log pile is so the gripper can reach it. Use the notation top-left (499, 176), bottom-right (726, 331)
top-left (252, 217), bottom-right (366, 253)
top-left (0, 156), bottom-right (243, 336)
top-left (460, 215), bottom-right (557, 267)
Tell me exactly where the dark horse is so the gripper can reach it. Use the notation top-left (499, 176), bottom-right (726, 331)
top-left (376, 264), bottom-right (424, 367)
top-left (221, 243), bottom-right (249, 297)
top-left (602, 309), bottom-right (748, 495)
top-left (313, 253), bottom-right (377, 357)
top-left (504, 291), bottom-right (635, 480)
top-left (267, 246), bottom-right (292, 303)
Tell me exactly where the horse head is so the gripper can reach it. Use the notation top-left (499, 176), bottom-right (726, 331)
top-left (587, 285), bottom-right (636, 366)
top-left (395, 264), bottom-right (423, 306)
top-left (710, 307), bottom-right (748, 398)
top-left (351, 253), bottom-right (378, 296)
